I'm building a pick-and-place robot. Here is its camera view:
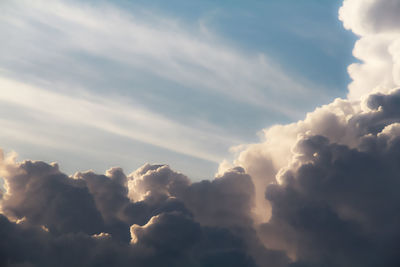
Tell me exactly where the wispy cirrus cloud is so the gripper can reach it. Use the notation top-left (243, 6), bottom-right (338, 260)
top-left (0, 76), bottom-right (240, 163)
top-left (0, 0), bottom-right (323, 115)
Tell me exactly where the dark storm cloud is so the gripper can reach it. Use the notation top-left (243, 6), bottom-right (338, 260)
top-left (0, 210), bottom-right (262, 267)
top-left (130, 211), bottom-right (258, 267)
top-left (0, 155), bottom-right (289, 266)
top-left (1, 160), bottom-right (105, 235)
top-left (129, 165), bottom-right (255, 228)
top-left (351, 88), bottom-right (400, 135)
top-left (128, 165), bottom-right (289, 266)
top-left (257, 89), bottom-right (400, 267)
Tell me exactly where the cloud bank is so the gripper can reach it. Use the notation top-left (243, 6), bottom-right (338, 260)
top-left (0, 158), bottom-right (288, 267)
top-left (2, 0), bottom-right (400, 266)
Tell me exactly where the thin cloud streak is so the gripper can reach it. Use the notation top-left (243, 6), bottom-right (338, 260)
top-left (0, 76), bottom-right (242, 163)
top-left (0, 0), bottom-right (324, 118)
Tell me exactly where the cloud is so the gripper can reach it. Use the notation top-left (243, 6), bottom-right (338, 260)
top-left (0, 76), bottom-right (242, 164)
top-left (261, 117), bottom-right (400, 266)
top-left (7, 85), bottom-right (400, 267)
top-left (1, 159), bottom-right (105, 235)
top-left (339, 0), bottom-right (400, 99)
top-left (226, 86), bottom-right (400, 266)
top-left (215, 0), bottom-right (400, 265)
top-left (227, 0), bottom-right (400, 223)
top-left (128, 164), bottom-right (255, 227)
top-left (0, 154), bottom-right (289, 266)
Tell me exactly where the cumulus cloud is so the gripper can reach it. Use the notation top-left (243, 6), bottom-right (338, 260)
top-left (261, 119), bottom-right (400, 266)
top-left (217, 0), bottom-right (400, 265)
top-left (1, 160), bottom-right (105, 235)
top-left (229, 0), bottom-right (400, 223)
top-left (0, 154), bottom-right (289, 266)
top-left (227, 88), bottom-right (400, 266)
top-left (339, 0), bottom-right (400, 99)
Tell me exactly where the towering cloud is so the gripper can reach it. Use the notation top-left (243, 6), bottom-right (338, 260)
top-left (221, 0), bottom-right (400, 265)
top-left (339, 0), bottom-right (400, 99)
top-left (229, 0), bottom-right (400, 223)
top-left (2, 0), bottom-right (400, 266)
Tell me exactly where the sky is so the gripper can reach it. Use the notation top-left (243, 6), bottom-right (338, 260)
top-left (3, 0), bottom-right (400, 266)
top-left (0, 0), bottom-right (356, 179)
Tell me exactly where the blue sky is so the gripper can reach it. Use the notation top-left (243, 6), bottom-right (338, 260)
top-left (0, 0), bottom-right (356, 179)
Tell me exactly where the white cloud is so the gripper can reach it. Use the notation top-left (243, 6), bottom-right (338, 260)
top-left (339, 0), bottom-right (400, 99)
